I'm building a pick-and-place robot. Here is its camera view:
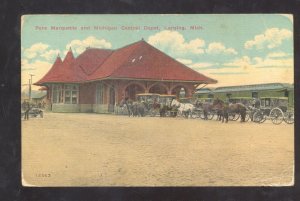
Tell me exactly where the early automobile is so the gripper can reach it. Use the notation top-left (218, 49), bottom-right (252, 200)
top-left (21, 106), bottom-right (44, 118)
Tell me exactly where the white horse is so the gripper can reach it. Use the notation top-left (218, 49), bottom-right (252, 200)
top-left (171, 99), bottom-right (195, 118)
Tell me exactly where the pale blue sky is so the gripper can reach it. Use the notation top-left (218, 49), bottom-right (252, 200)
top-left (21, 14), bottom-right (294, 88)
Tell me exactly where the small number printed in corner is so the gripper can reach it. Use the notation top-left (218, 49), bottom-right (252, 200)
top-left (35, 173), bottom-right (51, 178)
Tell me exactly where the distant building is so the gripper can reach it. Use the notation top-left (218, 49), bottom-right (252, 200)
top-left (31, 92), bottom-right (47, 105)
top-left (35, 40), bottom-right (217, 113)
top-left (195, 83), bottom-right (294, 107)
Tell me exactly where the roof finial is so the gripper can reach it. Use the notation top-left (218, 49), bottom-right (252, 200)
top-left (69, 46), bottom-right (72, 51)
top-left (141, 38), bottom-right (144, 41)
top-left (57, 52), bottom-right (60, 57)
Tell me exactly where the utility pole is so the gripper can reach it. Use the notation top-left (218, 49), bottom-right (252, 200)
top-left (28, 79), bottom-right (31, 101)
top-left (28, 74), bottom-right (35, 102)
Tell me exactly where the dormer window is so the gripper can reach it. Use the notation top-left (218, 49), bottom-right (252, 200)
top-left (131, 58), bottom-right (136, 63)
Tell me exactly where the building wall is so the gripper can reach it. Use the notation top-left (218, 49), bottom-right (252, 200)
top-left (79, 82), bottom-right (96, 104)
top-left (80, 104), bottom-right (94, 113)
top-left (52, 103), bottom-right (80, 112)
top-left (48, 79), bottom-right (201, 113)
top-left (93, 104), bottom-right (110, 113)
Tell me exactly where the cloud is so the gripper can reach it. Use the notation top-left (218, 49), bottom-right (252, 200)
top-left (223, 56), bottom-right (252, 70)
top-left (267, 51), bottom-right (290, 58)
top-left (148, 30), bottom-right (205, 56)
top-left (176, 58), bottom-right (193, 65)
top-left (65, 36), bottom-right (112, 55)
top-left (189, 62), bottom-right (215, 69)
top-left (244, 28), bottom-right (292, 49)
top-left (206, 42), bottom-right (238, 55)
top-left (223, 55), bottom-right (293, 70)
top-left (210, 72), bottom-right (247, 75)
top-left (40, 49), bottom-right (61, 61)
top-left (23, 43), bottom-right (49, 59)
top-left (203, 55), bottom-right (293, 86)
top-left (253, 57), bottom-right (293, 68)
top-left (21, 59), bottom-right (53, 91)
top-left (201, 56), bottom-right (293, 87)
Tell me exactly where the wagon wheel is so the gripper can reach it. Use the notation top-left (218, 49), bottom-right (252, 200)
top-left (191, 110), bottom-right (199, 119)
top-left (270, 108), bottom-right (284, 125)
top-left (149, 108), bottom-right (157, 117)
top-left (207, 111), bottom-right (214, 120)
top-left (253, 111), bottom-right (265, 123)
top-left (244, 112), bottom-right (250, 122)
top-left (165, 110), bottom-right (171, 117)
top-left (199, 111), bottom-right (205, 119)
top-left (228, 113), bottom-right (240, 121)
top-left (284, 111), bottom-right (294, 124)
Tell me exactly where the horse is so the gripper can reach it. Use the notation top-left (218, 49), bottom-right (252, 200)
top-left (120, 98), bottom-right (145, 117)
top-left (171, 99), bottom-right (195, 118)
top-left (212, 99), bottom-right (247, 123)
top-left (130, 101), bottom-right (147, 117)
top-left (194, 101), bottom-right (214, 120)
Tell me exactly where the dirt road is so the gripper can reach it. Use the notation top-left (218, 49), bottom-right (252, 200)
top-left (22, 112), bottom-right (294, 186)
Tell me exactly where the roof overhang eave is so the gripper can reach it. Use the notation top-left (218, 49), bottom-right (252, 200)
top-left (85, 76), bottom-right (218, 84)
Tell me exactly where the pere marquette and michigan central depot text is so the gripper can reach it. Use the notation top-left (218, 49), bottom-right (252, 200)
top-left (34, 25), bottom-right (204, 31)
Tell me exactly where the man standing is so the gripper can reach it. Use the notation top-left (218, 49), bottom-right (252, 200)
top-left (24, 102), bottom-right (30, 120)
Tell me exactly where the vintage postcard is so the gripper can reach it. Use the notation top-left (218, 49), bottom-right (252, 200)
top-left (21, 14), bottom-right (294, 186)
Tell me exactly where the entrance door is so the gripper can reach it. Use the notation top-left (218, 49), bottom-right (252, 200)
top-left (108, 87), bottom-right (115, 112)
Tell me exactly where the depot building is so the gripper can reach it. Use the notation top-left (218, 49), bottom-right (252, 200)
top-left (35, 39), bottom-right (217, 113)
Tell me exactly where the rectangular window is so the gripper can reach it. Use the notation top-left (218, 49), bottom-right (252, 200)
top-left (64, 84), bottom-right (79, 104)
top-left (96, 83), bottom-right (104, 104)
top-left (52, 85), bottom-right (63, 103)
top-left (65, 91), bottom-right (71, 104)
top-left (226, 93), bottom-right (232, 99)
top-left (252, 92), bottom-right (258, 98)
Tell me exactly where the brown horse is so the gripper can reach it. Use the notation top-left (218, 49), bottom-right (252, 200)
top-left (194, 101), bottom-right (214, 120)
top-left (212, 99), bottom-right (247, 123)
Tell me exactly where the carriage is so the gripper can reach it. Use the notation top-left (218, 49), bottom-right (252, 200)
top-left (136, 93), bottom-right (161, 116)
top-left (191, 98), bottom-right (215, 119)
top-left (252, 97), bottom-right (294, 124)
top-left (159, 94), bottom-right (177, 117)
top-left (196, 98), bottom-right (214, 104)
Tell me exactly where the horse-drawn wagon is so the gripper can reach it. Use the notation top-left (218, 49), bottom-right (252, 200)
top-left (191, 98), bottom-right (215, 119)
top-left (159, 94), bottom-right (177, 117)
top-left (135, 93), bottom-right (177, 117)
top-left (252, 97), bottom-right (294, 124)
top-left (136, 93), bottom-right (160, 116)
top-left (227, 97), bottom-right (253, 121)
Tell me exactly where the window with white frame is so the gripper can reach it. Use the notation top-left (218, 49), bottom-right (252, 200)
top-left (52, 85), bottom-right (63, 103)
top-left (96, 83), bottom-right (104, 104)
top-left (64, 84), bottom-right (79, 104)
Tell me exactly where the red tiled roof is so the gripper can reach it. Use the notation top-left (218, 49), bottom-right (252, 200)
top-left (35, 56), bottom-right (63, 85)
top-left (35, 40), bottom-right (217, 85)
